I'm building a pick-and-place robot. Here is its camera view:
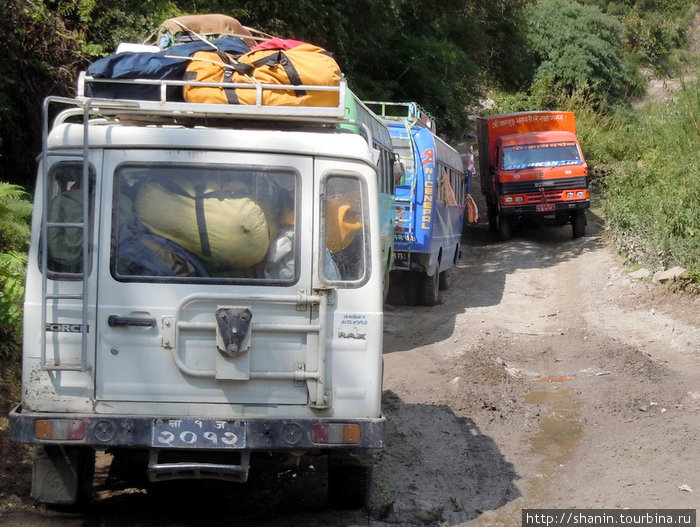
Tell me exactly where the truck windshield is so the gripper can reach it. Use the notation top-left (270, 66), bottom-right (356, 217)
top-left (502, 141), bottom-right (581, 170)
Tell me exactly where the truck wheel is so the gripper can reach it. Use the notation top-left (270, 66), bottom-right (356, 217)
top-left (438, 268), bottom-right (451, 290)
top-left (403, 272), bottom-right (420, 306)
top-left (32, 445), bottom-right (95, 507)
top-left (497, 215), bottom-right (511, 241)
top-left (421, 271), bottom-right (439, 306)
top-left (487, 202), bottom-right (497, 232)
top-left (328, 463), bottom-right (372, 510)
top-left (572, 210), bottom-right (586, 238)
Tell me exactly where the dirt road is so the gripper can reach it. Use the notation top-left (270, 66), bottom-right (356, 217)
top-left (1, 211), bottom-right (698, 526)
top-left (376, 214), bottom-right (699, 526)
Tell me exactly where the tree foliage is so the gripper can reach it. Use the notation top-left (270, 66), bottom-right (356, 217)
top-left (524, 0), bottom-right (645, 109)
top-left (583, 0), bottom-right (698, 72)
top-left (0, 183), bottom-right (32, 253)
top-left (0, 0), bottom-right (87, 187)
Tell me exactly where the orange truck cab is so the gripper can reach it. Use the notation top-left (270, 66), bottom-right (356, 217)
top-left (477, 111), bottom-right (590, 240)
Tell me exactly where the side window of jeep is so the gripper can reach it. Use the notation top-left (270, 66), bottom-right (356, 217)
top-left (111, 164), bottom-right (298, 284)
top-left (321, 175), bottom-right (369, 285)
top-left (44, 163), bottom-right (96, 277)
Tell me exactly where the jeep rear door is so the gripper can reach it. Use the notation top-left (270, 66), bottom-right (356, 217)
top-left (94, 149), bottom-right (316, 409)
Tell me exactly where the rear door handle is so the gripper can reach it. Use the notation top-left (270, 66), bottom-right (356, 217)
top-left (108, 314), bottom-right (156, 328)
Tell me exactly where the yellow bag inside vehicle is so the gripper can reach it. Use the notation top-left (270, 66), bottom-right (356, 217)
top-left (134, 177), bottom-right (277, 269)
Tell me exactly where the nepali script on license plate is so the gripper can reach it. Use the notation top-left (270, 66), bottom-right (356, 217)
top-left (151, 418), bottom-right (246, 449)
top-left (536, 203), bottom-right (556, 212)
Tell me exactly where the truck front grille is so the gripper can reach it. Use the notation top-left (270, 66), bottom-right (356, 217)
top-left (500, 176), bottom-right (587, 195)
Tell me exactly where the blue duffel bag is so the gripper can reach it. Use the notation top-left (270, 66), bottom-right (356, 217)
top-left (86, 37), bottom-right (251, 101)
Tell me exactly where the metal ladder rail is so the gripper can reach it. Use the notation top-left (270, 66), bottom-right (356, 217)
top-left (40, 97), bottom-right (92, 372)
top-left (401, 118), bottom-right (421, 235)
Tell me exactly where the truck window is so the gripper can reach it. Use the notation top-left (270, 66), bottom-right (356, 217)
top-left (44, 162), bottom-right (95, 276)
top-left (111, 164), bottom-right (298, 283)
top-left (502, 141), bottom-right (582, 170)
top-left (322, 175), bottom-right (368, 284)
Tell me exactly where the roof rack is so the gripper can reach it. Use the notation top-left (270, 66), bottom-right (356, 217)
top-left (76, 72), bottom-right (348, 123)
top-left (363, 101), bottom-right (436, 133)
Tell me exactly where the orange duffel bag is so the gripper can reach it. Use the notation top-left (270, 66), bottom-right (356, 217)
top-left (183, 43), bottom-right (342, 107)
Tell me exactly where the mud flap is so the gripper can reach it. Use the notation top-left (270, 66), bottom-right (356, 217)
top-left (31, 445), bottom-right (95, 505)
top-left (327, 458), bottom-right (373, 510)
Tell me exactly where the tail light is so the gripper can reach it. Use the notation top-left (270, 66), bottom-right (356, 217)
top-left (311, 423), bottom-right (361, 444)
top-left (34, 419), bottom-right (87, 440)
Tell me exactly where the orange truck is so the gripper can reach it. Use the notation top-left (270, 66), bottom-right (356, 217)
top-left (477, 111), bottom-right (590, 240)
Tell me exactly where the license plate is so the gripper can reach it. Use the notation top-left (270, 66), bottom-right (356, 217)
top-left (152, 418), bottom-right (246, 449)
top-left (536, 203), bottom-right (556, 212)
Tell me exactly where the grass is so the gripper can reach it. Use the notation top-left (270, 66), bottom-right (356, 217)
top-left (577, 71), bottom-right (700, 285)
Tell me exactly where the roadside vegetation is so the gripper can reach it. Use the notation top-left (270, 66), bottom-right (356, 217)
top-left (0, 183), bottom-right (31, 361)
top-left (487, 0), bottom-right (700, 286)
top-left (593, 80), bottom-right (700, 285)
top-left (0, 0), bottom-right (698, 369)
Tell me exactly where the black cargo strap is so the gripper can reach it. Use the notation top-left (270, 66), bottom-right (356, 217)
top-left (187, 47), bottom-right (336, 103)
top-left (250, 50), bottom-right (306, 97)
top-left (213, 48), bottom-right (247, 105)
top-left (191, 183), bottom-right (210, 257)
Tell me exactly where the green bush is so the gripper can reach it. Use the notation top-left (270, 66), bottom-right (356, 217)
top-left (0, 251), bottom-right (27, 360)
top-left (0, 183), bottom-right (32, 361)
top-left (618, 1), bottom-right (699, 74)
top-left (594, 75), bottom-right (700, 281)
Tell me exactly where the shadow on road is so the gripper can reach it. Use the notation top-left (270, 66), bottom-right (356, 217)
top-left (1, 452), bottom-right (371, 526)
top-left (372, 390), bottom-right (521, 525)
top-left (0, 392), bottom-right (521, 527)
top-left (384, 211), bottom-right (606, 353)
top-left (461, 210), bottom-right (606, 286)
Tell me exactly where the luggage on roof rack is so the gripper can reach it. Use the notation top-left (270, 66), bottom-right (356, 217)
top-left (82, 14), bottom-right (344, 114)
top-left (183, 41), bottom-right (341, 107)
top-left (158, 14), bottom-right (259, 48)
top-left (86, 37), bottom-right (251, 101)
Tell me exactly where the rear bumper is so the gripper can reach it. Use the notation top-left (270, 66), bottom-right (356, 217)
top-left (9, 404), bottom-right (386, 451)
top-left (500, 200), bottom-right (589, 216)
top-left (391, 250), bottom-right (431, 273)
